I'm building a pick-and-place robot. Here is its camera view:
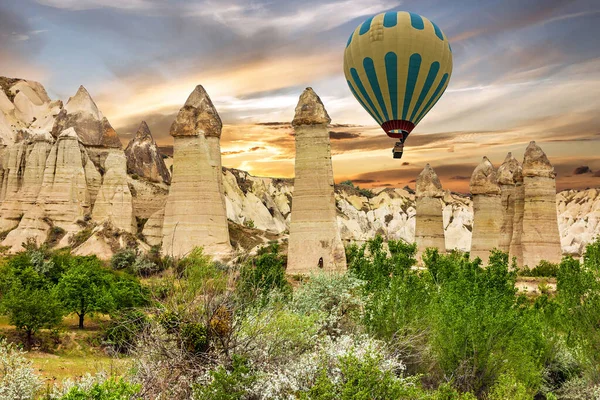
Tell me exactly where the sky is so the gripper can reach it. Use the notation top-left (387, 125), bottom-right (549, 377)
top-left (1, 0), bottom-right (599, 192)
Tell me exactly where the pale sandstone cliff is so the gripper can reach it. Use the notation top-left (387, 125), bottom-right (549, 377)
top-left (497, 153), bottom-right (522, 253)
top-left (521, 141), bottom-right (562, 266)
top-left (287, 88), bottom-right (346, 274)
top-left (92, 152), bottom-right (135, 233)
top-left (124, 121), bottom-right (170, 184)
top-left (415, 164), bottom-right (445, 261)
top-left (161, 86), bottom-right (231, 258)
top-left (470, 157), bottom-right (502, 265)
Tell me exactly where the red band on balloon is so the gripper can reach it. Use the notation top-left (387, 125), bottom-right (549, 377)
top-left (382, 120), bottom-right (415, 139)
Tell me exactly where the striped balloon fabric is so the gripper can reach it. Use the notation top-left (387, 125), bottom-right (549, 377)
top-left (344, 11), bottom-right (452, 141)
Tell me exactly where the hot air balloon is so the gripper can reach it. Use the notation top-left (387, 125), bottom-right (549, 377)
top-left (344, 11), bottom-right (453, 159)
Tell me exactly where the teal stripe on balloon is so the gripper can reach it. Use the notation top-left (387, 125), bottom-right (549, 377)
top-left (385, 52), bottom-right (398, 120)
top-left (359, 16), bottom-right (373, 35)
top-left (363, 57), bottom-right (390, 121)
top-left (410, 61), bottom-right (439, 121)
top-left (430, 21), bottom-right (444, 40)
top-left (415, 73), bottom-right (448, 124)
top-left (402, 53), bottom-right (422, 120)
top-left (347, 80), bottom-right (382, 125)
top-left (346, 32), bottom-right (353, 48)
top-left (409, 13), bottom-right (424, 30)
top-left (350, 73), bottom-right (383, 124)
top-left (383, 12), bottom-right (397, 27)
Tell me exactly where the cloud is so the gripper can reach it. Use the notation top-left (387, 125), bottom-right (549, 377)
top-left (573, 166), bottom-right (592, 175)
top-left (329, 131), bottom-right (360, 140)
top-left (184, 0), bottom-right (400, 36)
top-left (36, 0), bottom-right (157, 10)
top-left (447, 0), bottom-right (573, 43)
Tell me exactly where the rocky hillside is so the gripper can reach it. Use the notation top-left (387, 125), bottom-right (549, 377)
top-left (217, 168), bottom-right (597, 257)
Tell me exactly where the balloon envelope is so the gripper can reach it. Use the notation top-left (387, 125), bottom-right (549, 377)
top-left (344, 11), bottom-right (452, 140)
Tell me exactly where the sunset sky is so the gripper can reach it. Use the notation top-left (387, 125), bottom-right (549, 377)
top-left (2, 0), bottom-right (599, 192)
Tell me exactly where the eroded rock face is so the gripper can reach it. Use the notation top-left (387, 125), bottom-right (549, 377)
top-left (92, 152), bottom-right (135, 233)
top-left (37, 128), bottom-right (93, 233)
top-left (161, 86), bottom-right (231, 258)
top-left (558, 189), bottom-right (600, 257)
top-left (497, 153), bottom-right (522, 253)
top-left (470, 157), bottom-right (502, 265)
top-left (287, 88), bottom-right (346, 274)
top-left (51, 86), bottom-right (121, 148)
top-left (0, 77), bottom-right (62, 145)
top-left (124, 121), bottom-right (170, 184)
top-left (415, 164), bottom-right (445, 261)
top-left (521, 141), bottom-right (562, 266)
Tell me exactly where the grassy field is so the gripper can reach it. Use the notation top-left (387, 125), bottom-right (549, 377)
top-left (0, 314), bottom-right (131, 385)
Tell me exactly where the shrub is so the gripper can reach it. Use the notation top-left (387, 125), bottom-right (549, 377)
top-left (193, 355), bottom-right (256, 400)
top-left (110, 249), bottom-right (137, 271)
top-left (0, 339), bottom-right (41, 399)
top-left (51, 373), bottom-right (140, 399)
top-left (488, 373), bottom-right (530, 400)
top-left (104, 309), bottom-right (149, 354)
top-left (237, 242), bottom-right (290, 306)
top-left (292, 273), bottom-right (365, 335)
top-left (519, 260), bottom-right (559, 277)
top-left (425, 250), bottom-right (546, 395)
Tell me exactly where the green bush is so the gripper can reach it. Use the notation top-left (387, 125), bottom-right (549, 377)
top-left (57, 377), bottom-right (141, 399)
top-left (110, 249), bottom-right (137, 271)
top-left (519, 260), bottom-right (559, 277)
top-left (104, 309), bottom-right (149, 354)
top-left (293, 273), bottom-right (365, 335)
top-left (193, 355), bottom-right (256, 400)
top-left (236, 242), bottom-right (290, 306)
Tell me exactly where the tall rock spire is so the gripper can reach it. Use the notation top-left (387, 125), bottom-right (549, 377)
top-left (52, 85), bottom-right (122, 149)
top-left (496, 152), bottom-right (522, 254)
top-left (415, 164), bottom-right (445, 261)
top-left (470, 156), bottom-right (502, 265)
top-left (161, 85), bottom-right (231, 258)
top-left (287, 88), bottom-right (346, 274)
top-left (124, 121), bottom-right (171, 184)
top-left (521, 141), bottom-right (561, 266)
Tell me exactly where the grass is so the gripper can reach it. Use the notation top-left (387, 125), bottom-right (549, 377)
top-left (0, 314), bottom-right (130, 385)
top-left (28, 352), bottom-right (130, 383)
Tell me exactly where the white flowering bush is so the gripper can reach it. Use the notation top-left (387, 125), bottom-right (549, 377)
top-left (0, 339), bottom-right (41, 400)
top-left (246, 334), bottom-right (406, 400)
top-left (49, 372), bottom-right (108, 398)
top-left (292, 273), bottom-right (366, 335)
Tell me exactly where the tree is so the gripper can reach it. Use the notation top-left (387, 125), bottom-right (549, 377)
top-left (0, 268), bottom-right (63, 350)
top-left (55, 258), bottom-right (116, 329)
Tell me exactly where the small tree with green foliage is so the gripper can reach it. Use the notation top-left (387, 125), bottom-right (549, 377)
top-left (55, 257), bottom-right (116, 329)
top-left (0, 255), bottom-right (64, 349)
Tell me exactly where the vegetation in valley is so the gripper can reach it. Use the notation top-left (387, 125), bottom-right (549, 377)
top-left (0, 237), bottom-right (599, 398)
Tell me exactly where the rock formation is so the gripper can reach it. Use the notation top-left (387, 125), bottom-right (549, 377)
top-left (470, 156), bottom-right (502, 265)
top-left (161, 85), bottom-right (231, 258)
top-left (521, 141), bottom-right (562, 266)
top-left (496, 153), bottom-right (522, 253)
top-left (415, 164), bottom-right (445, 261)
top-left (37, 128), bottom-right (93, 233)
top-left (124, 121), bottom-right (170, 184)
top-left (92, 152), bottom-right (135, 233)
top-left (509, 165), bottom-right (525, 266)
top-left (287, 88), bottom-right (346, 274)
top-left (52, 86), bottom-right (122, 172)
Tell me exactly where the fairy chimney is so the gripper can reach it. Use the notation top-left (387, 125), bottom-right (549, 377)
top-left (470, 156), bottom-right (502, 265)
top-left (287, 88), bottom-right (346, 274)
top-left (521, 141), bottom-right (561, 266)
top-left (161, 85), bottom-right (231, 259)
top-left (496, 153), bottom-right (522, 254)
top-left (415, 164), bottom-right (445, 261)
